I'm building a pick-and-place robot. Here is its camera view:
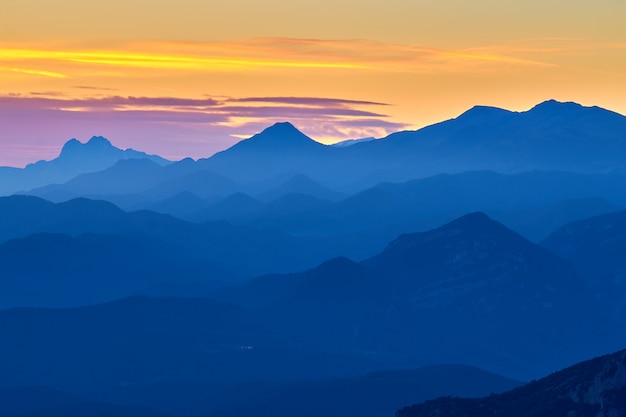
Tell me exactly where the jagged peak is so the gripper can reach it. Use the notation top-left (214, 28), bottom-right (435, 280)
top-left (59, 136), bottom-right (115, 157)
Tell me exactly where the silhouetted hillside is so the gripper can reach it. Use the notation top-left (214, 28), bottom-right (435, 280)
top-left (350, 100), bottom-right (626, 181)
top-left (195, 365), bottom-right (520, 417)
top-left (0, 196), bottom-right (358, 307)
top-left (226, 212), bottom-right (616, 379)
top-left (202, 122), bottom-right (330, 182)
top-left (0, 233), bottom-right (234, 308)
top-left (257, 174), bottom-right (345, 202)
top-left (0, 386), bottom-right (172, 417)
top-left (0, 136), bottom-right (169, 196)
top-left (190, 171), bottom-right (626, 247)
top-left (0, 297), bottom-right (378, 391)
top-left (396, 348), bottom-right (626, 417)
top-left (542, 209), bottom-right (626, 321)
top-left (144, 191), bottom-right (211, 219)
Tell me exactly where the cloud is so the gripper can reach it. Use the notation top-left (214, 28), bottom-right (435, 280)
top-left (0, 37), bottom-right (558, 81)
top-left (73, 85), bottom-right (119, 91)
top-left (232, 96), bottom-right (388, 107)
top-left (0, 66), bottom-right (67, 78)
top-left (0, 92), bottom-right (410, 165)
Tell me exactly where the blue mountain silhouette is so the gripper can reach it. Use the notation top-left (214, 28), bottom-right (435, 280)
top-left (218, 212), bottom-right (621, 380)
top-left (397, 348), bottom-right (626, 417)
top-left (0, 136), bottom-right (170, 196)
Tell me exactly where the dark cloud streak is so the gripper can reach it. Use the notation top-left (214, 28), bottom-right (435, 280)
top-left (233, 96), bottom-right (389, 107)
top-left (0, 93), bottom-right (409, 159)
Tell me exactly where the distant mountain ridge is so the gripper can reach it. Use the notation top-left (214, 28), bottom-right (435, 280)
top-left (0, 136), bottom-right (170, 196)
top-left (5, 99), bottom-right (626, 199)
top-left (0, 195), bottom-right (360, 308)
top-left (183, 100), bottom-right (626, 185)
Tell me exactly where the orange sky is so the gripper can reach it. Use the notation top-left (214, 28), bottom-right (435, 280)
top-left (1, 0), bottom-right (625, 166)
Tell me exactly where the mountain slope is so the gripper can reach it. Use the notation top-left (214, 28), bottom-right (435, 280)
top-left (396, 348), bottom-right (626, 417)
top-left (202, 122), bottom-right (330, 182)
top-left (195, 170), bottom-right (626, 246)
top-left (195, 365), bottom-right (520, 417)
top-left (0, 232), bottom-right (236, 308)
top-left (257, 174), bottom-right (345, 202)
top-left (351, 100), bottom-right (626, 179)
top-left (0, 196), bottom-right (356, 307)
top-left (0, 386), bottom-right (172, 417)
top-left (228, 212), bottom-right (613, 379)
top-left (542, 209), bottom-right (626, 320)
top-left (14, 101), bottom-right (626, 201)
top-left (0, 296), bottom-right (378, 391)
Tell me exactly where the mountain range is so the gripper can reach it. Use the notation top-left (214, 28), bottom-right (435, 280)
top-left (3, 100), bottom-right (625, 201)
top-left (211, 212), bottom-right (625, 380)
top-left (3, 193), bottom-right (626, 377)
top-left (2, 99), bottom-right (626, 416)
top-left (0, 195), bottom-right (358, 307)
top-left (197, 100), bottom-right (626, 185)
top-left (0, 136), bottom-right (169, 196)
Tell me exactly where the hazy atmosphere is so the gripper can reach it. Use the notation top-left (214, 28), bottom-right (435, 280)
top-left (2, 1), bottom-right (626, 417)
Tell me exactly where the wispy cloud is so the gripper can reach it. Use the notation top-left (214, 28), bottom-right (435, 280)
top-left (73, 85), bottom-right (119, 91)
top-left (232, 96), bottom-right (388, 107)
top-left (0, 66), bottom-right (67, 78)
top-left (0, 93), bottom-right (395, 124)
top-left (0, 92), bottom-right (410, 165)
top-left (0, 37), bottom-right (560, 81)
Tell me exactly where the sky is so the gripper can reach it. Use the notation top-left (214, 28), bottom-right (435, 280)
top-left (1, 0), bottom-right (625, 166)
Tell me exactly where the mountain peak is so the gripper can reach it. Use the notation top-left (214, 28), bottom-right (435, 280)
top-left (264, 121), bottom-right (299, 132)
top-left (381, 211), bottom-right (526, 260)
top-left (60, 136), bottom-right (114, 157)
top-left (530, 99), bottom-right (583, 112)
top-left (86, 136), bottom-right (113, 147)
top-left (445, 211), bottom-right (495, 228)
top-left (214, 122), bottom-right (326, 157)
top-left (455, 105), bottom-right (514, 123)
top-left (250, 122), bottom-right (320, 147)
top-left (60, 138), bottom-right (81, 153)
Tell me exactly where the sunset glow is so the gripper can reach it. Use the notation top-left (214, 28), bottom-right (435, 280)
top-left (1, 0), bottom-right (625, 166)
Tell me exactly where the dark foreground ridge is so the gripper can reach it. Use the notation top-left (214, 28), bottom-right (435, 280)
top-left (397, 348), bottom-right (626, 417)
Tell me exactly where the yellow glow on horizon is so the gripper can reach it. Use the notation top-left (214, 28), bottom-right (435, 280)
top-left (0, 66), bottom-right (67, 78)
top-left (0, 47), bottom-right (369, 71)
top-left (0, 0), bottom-right (624, 166)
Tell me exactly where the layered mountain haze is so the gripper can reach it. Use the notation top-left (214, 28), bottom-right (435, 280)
top-left (217, 213), bottom-right (621, 379)
top-left (0, 195), bottom-right (363, 307)
top-left (3, 99), bottom-right (626, 416)
top-left (8, 100), bottom-right (626, 202)
top-left (192, 100), bottom-right (626, 185)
